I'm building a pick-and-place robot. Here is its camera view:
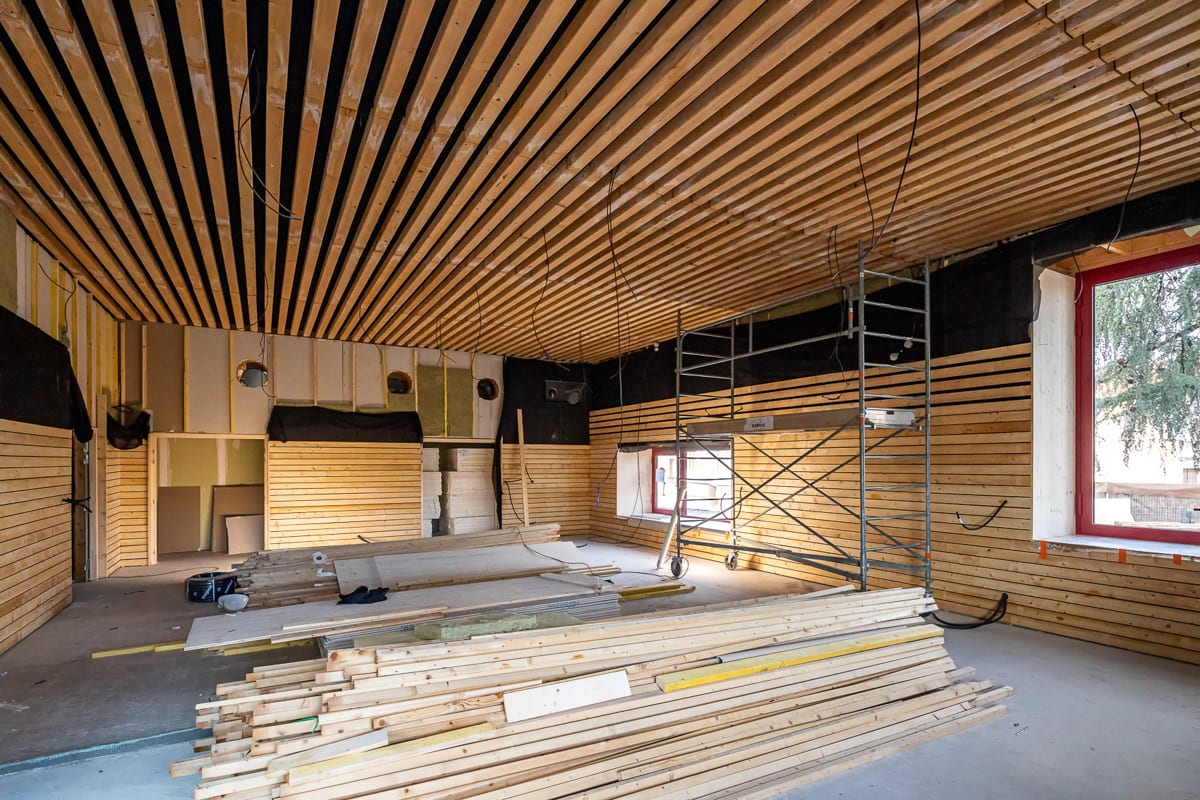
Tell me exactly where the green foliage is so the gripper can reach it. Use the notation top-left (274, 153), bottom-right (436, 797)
top-left (1093, 262), bottom-right (1200, 465)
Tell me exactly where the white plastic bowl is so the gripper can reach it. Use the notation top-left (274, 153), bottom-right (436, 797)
top-left (218, 593), bottom-right (249, 612)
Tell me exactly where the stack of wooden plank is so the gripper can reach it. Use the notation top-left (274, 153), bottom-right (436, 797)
top-left (231, 524), bottom-right (562, 607)
top-left (174, 588), bottom-right (1010, 799)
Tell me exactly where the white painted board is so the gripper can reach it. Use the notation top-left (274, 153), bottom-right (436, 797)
top-left (503, 670), bottom-right (631, 723)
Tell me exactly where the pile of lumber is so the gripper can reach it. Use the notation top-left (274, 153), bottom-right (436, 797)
top-left (231, 524), bottom-right (562, 607)
top-left (175, 588), bottom-right (1010, 798)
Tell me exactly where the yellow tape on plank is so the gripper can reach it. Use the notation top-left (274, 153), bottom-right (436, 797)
top-left (656, 625), bottom-right (943, 692)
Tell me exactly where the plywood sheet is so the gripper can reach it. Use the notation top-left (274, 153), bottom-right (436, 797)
top-left (185, 575), bottom-right (604, 650)
top-left (226, 514), bottom-right (265, 554)
top-left (157, 485), bottom-right (202, 554)
top-left (212, 484), bottom-right (265, 553)
top-left (335, 542), bottom-right (591, 594)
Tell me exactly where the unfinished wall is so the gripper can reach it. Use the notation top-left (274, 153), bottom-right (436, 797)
top-left (590, 343), bottom-right (1200, 664)
top-left (0, 420), bottom-right (73, 655)
top-left (266, 442), bottom-right (422, 549)
top-left (104, 445), bottom-right (149, 572)
top-left (500, 444), bottom-right (592, 535)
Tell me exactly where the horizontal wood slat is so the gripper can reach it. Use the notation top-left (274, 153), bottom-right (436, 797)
top-left (266, 442), bottom-right (422, 550)
top-left (590, 343), bottom-right (1200, 664)
top-left (0, 421), bottom-right (72, 656)
top-left (500, 445), bottom-right (592, 536)
top-left (104, 445), bottom-right (149, 573)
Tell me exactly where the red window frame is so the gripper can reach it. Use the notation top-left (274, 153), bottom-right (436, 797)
top-left (651, 448), bottom-right (682, 516)
top-left (650, 447), bottom-right (732, 520)
top-left (1074, 243), bottom-right (1200, 545)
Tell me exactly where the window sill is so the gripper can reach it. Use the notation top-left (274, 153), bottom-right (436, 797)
top-left (1037, 534), bottom-right (1200, 560)
top-left (617, 513), bottom-right (732, 533)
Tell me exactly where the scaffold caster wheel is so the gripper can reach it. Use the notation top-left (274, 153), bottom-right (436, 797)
top-left (725, 552), bottom-right (739, 570)
top-left (669, 556), bottom-right (684, 578)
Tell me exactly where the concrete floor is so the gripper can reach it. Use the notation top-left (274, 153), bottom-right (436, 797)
top-left (0, 552), bottom-right (317, 765)
top-left (1, 538), bottom-right (1197, 798)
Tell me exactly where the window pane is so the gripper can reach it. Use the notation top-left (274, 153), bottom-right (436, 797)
top-left (1093, 262), bottom-right (1200, 532)
top-left (684, 450), bottom-right (731, 519)
top-left (654, 453), bottom-right (678, 514)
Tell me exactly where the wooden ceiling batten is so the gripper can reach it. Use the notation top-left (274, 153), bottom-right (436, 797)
top-left (0, 0), bottom-right (1197, 361)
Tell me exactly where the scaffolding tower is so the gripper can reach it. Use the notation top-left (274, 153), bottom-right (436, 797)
top-left (657, 250), bottom-right (932, 593)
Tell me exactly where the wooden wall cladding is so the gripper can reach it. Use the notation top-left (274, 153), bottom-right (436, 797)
top-left (500, 444), bottom-right (592, 536)
top-left (104, 445), bottom-right (149, 573)
top-left (590, 343), bottom-right (1200, 664)
top-left (266, 442), bottom-right (422, 550)
top-left (0, 420), bottom-right (72, 656)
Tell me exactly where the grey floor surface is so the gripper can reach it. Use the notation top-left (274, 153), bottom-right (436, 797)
top-left (1, 537), bottom-right (1197, 799)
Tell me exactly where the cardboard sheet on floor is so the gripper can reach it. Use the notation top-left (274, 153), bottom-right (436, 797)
top-left (185, 575), bottom-right (607, 651)
top-left (334, 542), bottom-right (593, 594)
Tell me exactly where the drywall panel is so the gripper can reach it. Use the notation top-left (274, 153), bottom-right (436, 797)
top-left (474, 353), bottom-right (503, 439)
top-left (384, 346), bottom-right (417, 412)
top-left (121, 321), bottom-right (143, 407)
top-left (0, 420), bottom-right (73, 656)
top-left (144, 323), bottom-right (184, 432)
top-left (354, 343), bottom-right (386, 408)
top-left (231, 331), bottom-right (273, 434)
top-left (271, 335), bottom-right (314, 403)
top-left (185, 328), bottom-right (232, 433)
top-left (315, 339), bottom-right (351, 406)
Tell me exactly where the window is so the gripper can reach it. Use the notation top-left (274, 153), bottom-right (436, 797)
top-left (1075, 244), bottom-right (1200, 545)
top-left (651, 447), bottom-right (732, 521)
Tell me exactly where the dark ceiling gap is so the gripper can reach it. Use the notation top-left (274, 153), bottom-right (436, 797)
top-left (267, 0), bottom-right (318, 333)
top-left (245, 0), bottom-right (268, 329)
top-left (63, 0), bottom-right (206, 325)
top-left (110, 0), bottom-right (222, 326)
top-left (199, 0), bottom-right (250, 329)
top-left (0, 24), bottom-right (157, 321)
top-left (346, 2), bottom-right (588, 343)
top-left (154, 0), bottom-right (238, 327)
top-left (277, 0), bottom-right (363, 335)
top-left (289, 0), bottom-right (408, 336)
top-left (319, 1), bottom-right (494, 340)
top-left (330, 0), bottom-right (548, 342)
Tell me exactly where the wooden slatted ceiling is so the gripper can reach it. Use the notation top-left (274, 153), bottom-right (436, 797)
top-left (589, 343), bottom-right (1200, 665)
top-left (1, 1), bottom-right (1198, 361)
top-left (0, 420), bottom-right (73, 656)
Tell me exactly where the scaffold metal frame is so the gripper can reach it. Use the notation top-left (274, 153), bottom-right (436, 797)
top-left (656, 247), bottom-right (933, 593)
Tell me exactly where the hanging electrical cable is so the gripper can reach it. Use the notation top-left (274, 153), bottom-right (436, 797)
top-left (236, 51), bottom-right (301, 222)
top-left (955, 499), bottom-right (1007, 531)
top-left (925, 593), bottom-right (1008, 630)
top-left (858, 0), bottom-right (922, 259)
top-left (1106, 103), bottom-right (1142, 253)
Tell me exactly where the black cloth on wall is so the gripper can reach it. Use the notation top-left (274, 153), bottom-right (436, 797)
top-left (267, 406), bottom-right (423, 442)
top-left (0, 305), bottom-right (92, 441)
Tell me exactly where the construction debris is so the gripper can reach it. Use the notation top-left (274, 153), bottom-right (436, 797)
top-left (175, 587), bottom-right (1010, 798)
top-left (231, 524), bottom-right (563, 607)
